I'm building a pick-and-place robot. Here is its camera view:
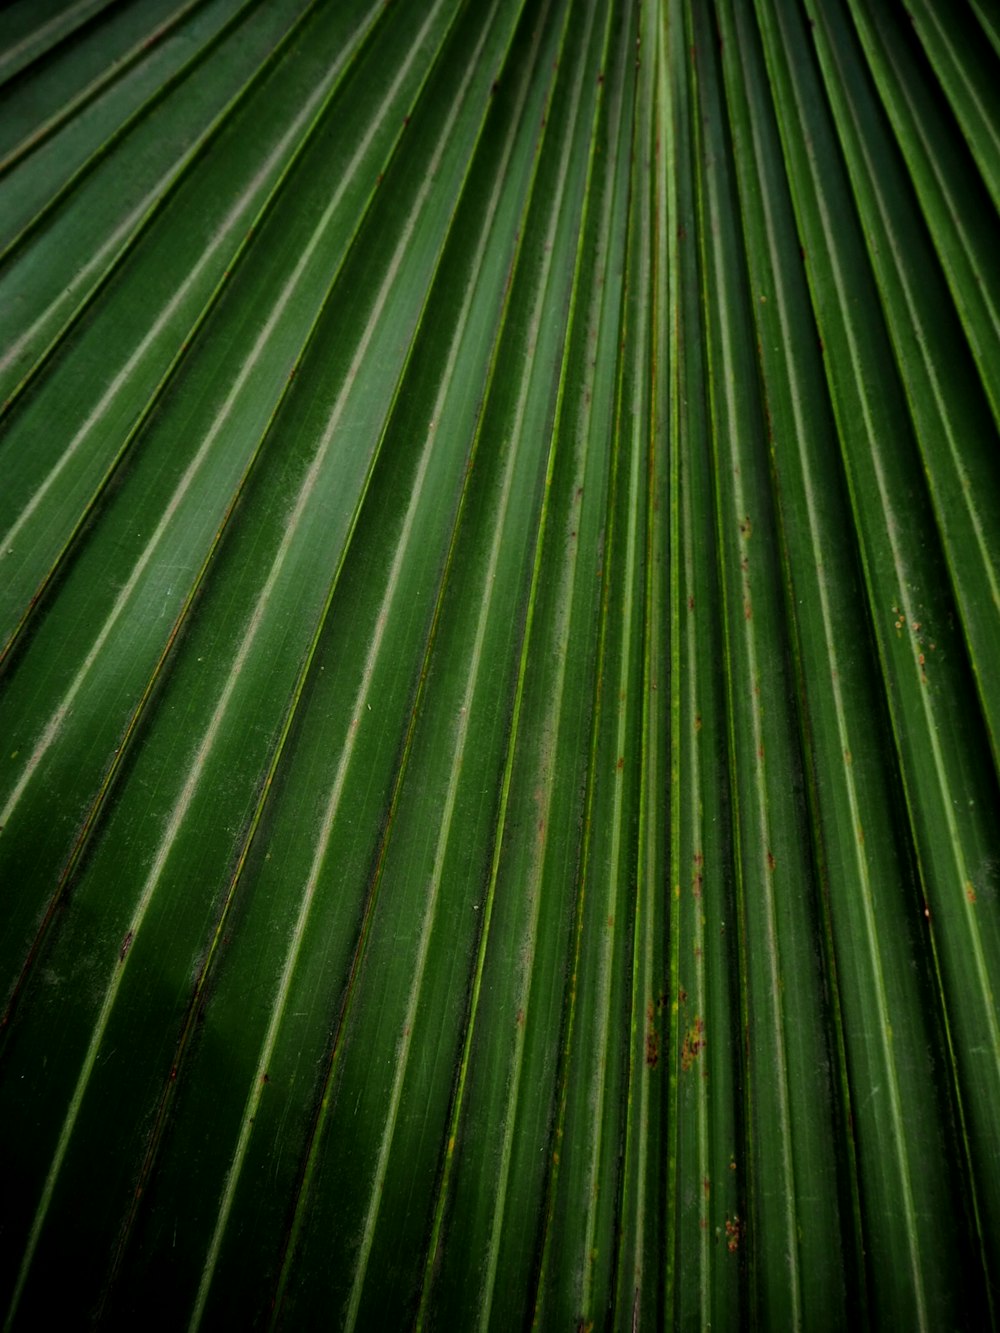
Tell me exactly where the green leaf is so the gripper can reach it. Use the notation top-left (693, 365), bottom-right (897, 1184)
top-left (1, 1), bottom-right (998, 1328)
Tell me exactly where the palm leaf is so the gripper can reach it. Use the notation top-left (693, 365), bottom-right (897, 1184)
top-left (1, 0), bottom-right (997, 1326)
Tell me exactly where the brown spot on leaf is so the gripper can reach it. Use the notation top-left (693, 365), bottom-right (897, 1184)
top-left (646, 1004), bottom-right (660, 1067)
top-left (681, 1016), bottom-right (705, 1071)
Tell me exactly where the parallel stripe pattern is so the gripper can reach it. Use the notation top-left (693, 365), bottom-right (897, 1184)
top-left (0, 0), bottom-right (997, 1327)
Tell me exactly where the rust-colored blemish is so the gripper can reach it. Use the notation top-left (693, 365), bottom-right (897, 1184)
top-left (616, 755), bottom-right (624, 770)
top-left (724, 1214), bottom-right (742, 1252)
top-left (739, 515), bottom-right (752, 538)
top-left (693, 872), bottom-right (703, 899)
top-left (681, 1016), bottom-right (705, 1071)
top-left (646, 1003), bottom-right (660, 1067)
top-left (966, 883), bottom-right (977, 904)
top-left (766, 850), bottom-right (775, 872)
top-left (694, 714), bottom-right (702, 732)
top-left (678, 987), bottom-right (687, 1003)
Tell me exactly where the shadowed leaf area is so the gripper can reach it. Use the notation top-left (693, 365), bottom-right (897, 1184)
top-left (1, 0), bottom-right (998, 1327)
